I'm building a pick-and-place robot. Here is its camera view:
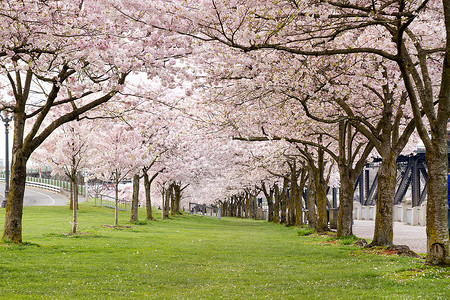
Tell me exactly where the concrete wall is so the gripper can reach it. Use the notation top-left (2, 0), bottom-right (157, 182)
top-left (353, 201), bottom-right (426, 226)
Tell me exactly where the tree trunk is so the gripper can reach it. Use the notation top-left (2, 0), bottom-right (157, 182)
top-left (295, 170), bottom-right (307, 227)
top-left (251, 192), bottom-right (257, 219)
top-left (161, 187), bottom-right (165, 220)
top-left (244, 193), bottom-right (250, 218)
top-left (174, 184), bottom-right (182, 214)
top-left (164, 186), bottom-right (171, 219)
top-left (280, 197), bottom-right (285, 224)
top-left (280, 178), bottom-right (288, 224)
top-left (170, 184), bottom-right (175, 215)
top-left (130, 173), bottom-right (140, 222)
top-left (114, 177), bottom-right (119, 227)
top-left (72, 175), bottom-right (78, 234)
top-left (337, 120), bottom-right (353, 237)
top-left (371, 155), bottom-right (397, 246)
top-left (267, 190), bottom-right (274, 222)
top-left (69, 168), bottom-right (79, 211)
top-left (337, 171), bottom-right (354, 237)
top-left (69, 181), bottom-right (74, 210)
top-left (336, 121), bottom-right (374, 237)
top-left (273, 183), bottom-right (280, 224)
top-left (143, 173), bottom-right (153, 220)
top-left (314, 148), bottom-right (329, 232)
top-left (237, 197), bottom-right (242, 218)
top-left (261, 182), bottom-right (274, 222)
top-left (307, 178), bottom-right (317, 229)
top-left (314, 173), bottom-right (328, 232)
top-left (3, 155), bottom-right (27, 243)
top-left (421, 2), bottom-right (450, 264)
top-left (289, 168), bottom-right (298, 226)
top-left (425, 147), bottom-right (450, 264)
top-left (287, 190), bottom-right (294, 226)
top-left (222, 200), bottom-right (228, 217)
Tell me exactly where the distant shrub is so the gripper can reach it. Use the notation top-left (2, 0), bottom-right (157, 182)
top-left (297, 226), bottom-right (315, 236)
top-left (132, 220), bottom-right (149, 225)
top-left (338, 235), bottom-right (359, 245)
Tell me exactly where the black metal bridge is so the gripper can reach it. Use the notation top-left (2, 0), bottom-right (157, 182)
top-left (299, 148), bottom-right (447, 212)
top-left (353, 151), bottom-right (429, 207)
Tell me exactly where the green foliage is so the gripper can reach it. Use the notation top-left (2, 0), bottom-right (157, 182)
top-left (43, 232), bottom-right (105, 239)
top-left (333, 235), bottom-right (360, 245)
top-left (297, 225), bottom-right (315, 236)
top-left (131, 220), bottom-right (149, 225)
top-left (338, 235), bottom-right (359, 245)
top-left (0, 203), bottom-right (449, 299)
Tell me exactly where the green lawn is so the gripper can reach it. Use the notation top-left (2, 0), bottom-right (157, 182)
top-left (0, 202), bottom-right (449, 299)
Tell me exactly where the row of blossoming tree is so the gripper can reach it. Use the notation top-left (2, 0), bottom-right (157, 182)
top-left (0, 0), bottom-right (449, 265)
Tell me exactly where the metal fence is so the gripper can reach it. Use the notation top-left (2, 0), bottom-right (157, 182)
top-left (0, 177), bottom-right (63, 193)
top-left (94, 194), bottom-right (131, 212)
top-left (189, 202), bottom-right (221, 220)
top-left (0, 175), bottom-right (86, 195)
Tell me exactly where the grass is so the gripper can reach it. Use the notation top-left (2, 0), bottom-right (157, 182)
top-left (0, 202), bottom-right (448, 299)
top-left (297, 225), bottom-right (315, 236)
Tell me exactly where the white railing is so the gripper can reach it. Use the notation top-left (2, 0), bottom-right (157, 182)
top-left (0, 178), bottom-right (61, 193)
top-left (25, 181), bottom-right (61, 193)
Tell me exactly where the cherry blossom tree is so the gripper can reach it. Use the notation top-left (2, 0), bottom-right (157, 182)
top-left (32, 121), bottom-right (94, 233)
top-left (0, 0), bottom-right (187, 243)
top-left (185, 46), bottom-right (381, 234)
top-left (92, 122), bottom-right (146, 226)
top-left (172, 0), bottom-right (448, 264)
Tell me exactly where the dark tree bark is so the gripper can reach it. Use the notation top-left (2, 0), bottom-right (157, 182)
top-left (114, 175), bottom-right (119, 226)
top-left (130, 173), bottom-right (140, 222)
top-left (3, 152), bottom-right (27, 243)
top-left (173, 184), bottom-right (180, 214)
top-left (251, 189), bottom-right (258, 219)
top-left (371, 154), bottom-right (398, 246)
top-left (69, 181), bottom-right (74, 210)
top-left (170, 184), bottom-right (175, 216)
top-left (337, 171), bottom-right (355, 237)
top-left (287, 160), bottom-right (306, 227)
top-left (72, 175), bottom-right (78, 234)
top-left (337, 122), bottom-right (374, 237)
top-left (224, 200), bottom-right (229, 217)
top-left (245, 192), bottom-right (250, 218)
top-left (273, 183), bottom-right (280, 224)
top-left (306, 175), bottom-right (317, 229)
top-left (280, 177), bottom-right (288, 224)
top-left (164, 185), bottom-right (171, 219)
top-left (143, 173), bottom-right (154, 220)
top-left (261, 182), bottom-right (274, 222)
top-left (300, 142), bottom-right (330, 232)
top-left (295, 169), bottom-right (308, 227)
top-left (143, 170), bottom-right (161, 221)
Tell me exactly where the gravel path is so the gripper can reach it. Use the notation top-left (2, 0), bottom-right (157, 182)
top-left (352, 220), bottom-right (427, 254)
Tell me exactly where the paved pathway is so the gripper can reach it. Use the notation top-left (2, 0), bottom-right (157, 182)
top-left (352, 220), bottom-right (427, 254)
top-left (0, 183), bottom-right (69, 206)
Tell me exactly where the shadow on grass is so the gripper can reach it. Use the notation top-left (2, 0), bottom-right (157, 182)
top-left (130, 220), bottom-right (150, 225)
top-left (43, 232), bottom-right (106, 238)
top-left (1, 241), bottom-right (41, 248)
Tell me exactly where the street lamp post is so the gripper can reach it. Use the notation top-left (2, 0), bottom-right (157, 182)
top-left (1, 114), bottom-right (12, 208)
